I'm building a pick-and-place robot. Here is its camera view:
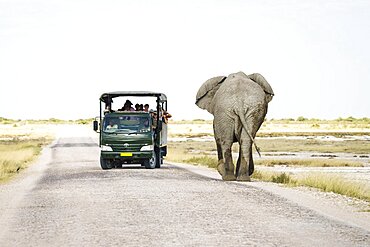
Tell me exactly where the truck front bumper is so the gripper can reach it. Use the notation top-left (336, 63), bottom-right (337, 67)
top-left (101, 151), bottom-right (152, 161)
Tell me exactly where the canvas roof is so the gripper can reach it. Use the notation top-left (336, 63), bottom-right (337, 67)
top-left (100, 91), bottom-right (167, 103)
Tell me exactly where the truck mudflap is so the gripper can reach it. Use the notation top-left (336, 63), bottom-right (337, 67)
top-left (161, 146), bottom-right (167, 157)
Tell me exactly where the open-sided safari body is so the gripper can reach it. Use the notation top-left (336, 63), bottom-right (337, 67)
top-left (93, 91), bottom-right (168, 170)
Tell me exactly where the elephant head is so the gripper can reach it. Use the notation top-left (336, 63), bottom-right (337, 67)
top-left (195, 72), bottom-right (274, 114)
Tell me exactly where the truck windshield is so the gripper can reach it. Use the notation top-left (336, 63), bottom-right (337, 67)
top-left (103, 115), bottom-right (151, 134)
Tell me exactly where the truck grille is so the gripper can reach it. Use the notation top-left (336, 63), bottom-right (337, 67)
top-left (110, 144), bottom-right (142, 152)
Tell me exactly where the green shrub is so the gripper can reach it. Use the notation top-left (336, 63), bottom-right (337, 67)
top-left (296, 116), bottom-right (307, 122)
top-left (271, 172), bottom-right (294, 184)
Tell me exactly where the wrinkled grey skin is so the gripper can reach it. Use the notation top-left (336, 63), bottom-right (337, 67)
top-left (196, 71), bottom-right (274, 181)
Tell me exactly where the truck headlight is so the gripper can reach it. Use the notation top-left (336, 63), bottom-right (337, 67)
top-left (140, 145), bottom-right (153, 151)
top-left (101, 145), bottom-right (113, 151)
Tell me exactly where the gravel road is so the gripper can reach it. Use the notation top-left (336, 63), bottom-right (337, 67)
top-left (0, 126), bottom-right (369, 246)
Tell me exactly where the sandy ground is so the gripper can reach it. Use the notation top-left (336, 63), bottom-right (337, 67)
top-left (0, 123), bottom-right (59, 140)
top-left (0, 126), bottom-right (369, 246)
top-left (0, 123), bottom-right (93, 140)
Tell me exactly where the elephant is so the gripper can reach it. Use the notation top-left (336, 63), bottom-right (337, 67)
top-left (195, 71), bottom-right (274, 181)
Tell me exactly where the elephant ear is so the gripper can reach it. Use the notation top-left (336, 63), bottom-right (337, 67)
top-left (247, 73), bottom-right (275, 102)
top-left (195, 76), bottom-right (226, 114)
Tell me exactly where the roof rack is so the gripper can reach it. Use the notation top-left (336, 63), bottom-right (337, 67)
top-left (100, 91), bottom-right (167, 103)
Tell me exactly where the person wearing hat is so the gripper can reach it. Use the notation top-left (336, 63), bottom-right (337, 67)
top-left (150, 110), bottom-right (158, 129)
top-left (120, 100), bottom-right (135, 111)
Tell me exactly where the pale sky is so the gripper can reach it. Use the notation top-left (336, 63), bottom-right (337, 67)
top-left (1, 0), bottom-right (369, 120)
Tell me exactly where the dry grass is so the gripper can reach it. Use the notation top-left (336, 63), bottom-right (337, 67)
top-left (0, 138), bottom-right (52, 182)
top-left (171, 117), bottom-right (370, 126)
top-left (255, 159), bottom-right (364, 167)
top-left (170, 131), bottom-right (370, 138)
top-left (166, 153), bottom-right (370, 202)
top-left (167, 140), bottom-right (369, 158)
top-left (186, 156), bottom-right (218, 169)
top-left (168, 137), bottom-right (370, 155)
top-left (256, 139), bottom-right (370, 154)
top-left (167, 150), bottom-right (364, 168)
top-left (252, 170), bottom-right (294, 184)
top-left (170, 118), bottom-right (370, 138)
top-left (296, 173), bottom-right (370, 201)
top-left (252, 171), bottom-right (370, 202)
top-left (176, 154), bottom-right (362, 171)
top-left (168, 140), bottom-right (370, 164)
top-left (166, 120), bottom-right (370, 202)
top-left (257, 132), bottom-right (370, 138)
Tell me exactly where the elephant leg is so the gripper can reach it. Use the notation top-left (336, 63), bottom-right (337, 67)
top-left (237, 104), bottom-right (267, 181)
top-left (215, 138), bottom-right (226, 177)
top-left (235, 145), bottom-right (253, 176)
top-left (236, 130), bottom-right (252, 182)
top-left (248, 105), bottom-right (266, 176)
top-left (214, 117), bottom-right (236, 181)
top-left (220, 140), bottom-right (236, 181)
top-left (213, 122), bottom-right (222, 159)
top-left (216, 139), bottom-right (223, 161)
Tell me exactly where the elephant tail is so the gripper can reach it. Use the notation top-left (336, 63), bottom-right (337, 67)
top-left (237, 109), bottom-right (262, 157)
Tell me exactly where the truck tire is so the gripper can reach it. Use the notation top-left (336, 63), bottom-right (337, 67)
top-left (100, 156), bottom-right (112, 170)
top-left (144, 152), bottom-right (156, 169)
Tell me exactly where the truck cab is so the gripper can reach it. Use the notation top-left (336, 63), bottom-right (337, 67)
top-left (93, 91), bottom-right (168, 170)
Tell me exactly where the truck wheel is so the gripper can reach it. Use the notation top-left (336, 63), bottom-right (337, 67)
top-left (100, 156), bottom-right (112, 170)
top-left (144, 152), bottom-right (156, 169)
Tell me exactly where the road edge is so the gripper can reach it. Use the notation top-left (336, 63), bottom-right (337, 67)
top-left (167, 161), bottom-right (370, 232)
top-left (0, 138), bottom-right (57, 242)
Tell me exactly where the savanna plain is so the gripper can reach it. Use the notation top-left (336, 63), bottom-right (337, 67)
top-left (1, 117), bottom-right (370, 209)
top-left (167, 117), bottom-right (370, 208)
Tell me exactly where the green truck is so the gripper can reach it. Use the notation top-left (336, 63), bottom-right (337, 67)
top-left (93, 91), bottom-right (168, 170)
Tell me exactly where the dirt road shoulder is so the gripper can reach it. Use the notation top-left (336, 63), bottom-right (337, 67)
top-left (167, 161), bottom-right (370, 232)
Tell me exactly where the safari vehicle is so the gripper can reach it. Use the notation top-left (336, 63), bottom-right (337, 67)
top-left (93, 91), bottom-right (168, 170)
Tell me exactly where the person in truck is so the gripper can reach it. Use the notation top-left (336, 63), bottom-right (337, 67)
top-left (120, 100), bottom-right (135, 111)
